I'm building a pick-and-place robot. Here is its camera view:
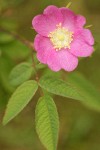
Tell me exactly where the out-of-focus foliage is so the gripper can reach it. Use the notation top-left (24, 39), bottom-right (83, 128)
top-left (67, 72), bottom-right (100, 111)
top-left (0, 0), bottom-right (100, 150)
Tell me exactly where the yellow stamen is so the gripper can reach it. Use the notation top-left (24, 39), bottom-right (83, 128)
top-left (48, 23), bottom-right (73, 51)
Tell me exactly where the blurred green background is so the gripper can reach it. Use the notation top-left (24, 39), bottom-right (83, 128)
top-left (0, 0), bottom-right (100, 150)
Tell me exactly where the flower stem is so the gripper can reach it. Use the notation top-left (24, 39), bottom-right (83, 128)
top-left (0, 27), bottom-right (33, 49)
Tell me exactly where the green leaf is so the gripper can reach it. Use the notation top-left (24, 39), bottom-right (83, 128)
top-left (39, 76), bottom-right (83, 101)
top-left (9, 62), bottom-right (34, 86)
top-left (35, 95), bottom-right (59, 150)
top-left (67, 72), bottom-right (100, 111)
top-left (3, 80), bottom-right (38, 125)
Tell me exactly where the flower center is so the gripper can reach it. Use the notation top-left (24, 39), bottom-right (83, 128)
top-left (48, 23), bottom-right (73, 51)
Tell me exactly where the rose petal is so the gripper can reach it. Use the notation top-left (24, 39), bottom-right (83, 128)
top-left (80, 29), bottom-right (94, 45)
top-left (34, 34), bottom-right (53, 63)
top-left (47, 50), bottom-right (61, 71)
top-left (60, 8), bottom-right (76, 31)
top-left (70, 32), bottom-right (94, 57)
top-left (76, 15), bottom-right (86, 27)
top-left (44, 5), bottom-right (62, 17)
top-left (32, 6), bottom-right (63, 37)
top-left (58, 49), bottom-right (78, 71)
top-left (60, 8), bottom-right (87, 31)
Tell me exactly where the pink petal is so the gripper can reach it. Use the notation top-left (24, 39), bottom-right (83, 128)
top-left (34, 34), bottom-right (61, 71)
top-left (76, 15), bottom-right (86, 27)
top-left (60, 8), bottom-right (76, 31)
top-left (47, 49), bottom-right (78, 72)
top-left (57, 49), bottom-right (78, 71)
top-left (70, 33), bottom-right (94, 57)
top-left (32, 6), bottom-right (63, 37)
top-left (43, 5), bottom-right (63, 29)
top-left (44, 5), bottom-right (62, 17)
top-left (34, 34), bottom-right (53, 63)
top-left (80, 29), bottom-right (94, 45)
top-left (47, 50), bottom-right (61, 72)
top-left (60, 8), bottom-right (87, 31)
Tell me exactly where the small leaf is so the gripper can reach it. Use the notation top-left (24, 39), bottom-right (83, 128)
top-left (9, 62), bottom-right (34, 86)
top-left (67, 72), bottom-right (100, 111)
top-left (3, 80), bottom-right (38, 125)
top-left (39, 76), bottom-right (83, 101)
top-left (35, 95), bottom-right (59, 150)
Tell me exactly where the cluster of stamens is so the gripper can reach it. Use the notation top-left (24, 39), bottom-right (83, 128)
top-left (48, 23), bottom-right (73, 51)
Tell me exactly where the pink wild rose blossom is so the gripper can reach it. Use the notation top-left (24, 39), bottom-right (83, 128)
top-left (32, 5), bottom-right (94, 72)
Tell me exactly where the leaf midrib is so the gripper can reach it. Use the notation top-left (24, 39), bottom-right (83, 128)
top-left (44, 97), bottom-right (56, 150)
